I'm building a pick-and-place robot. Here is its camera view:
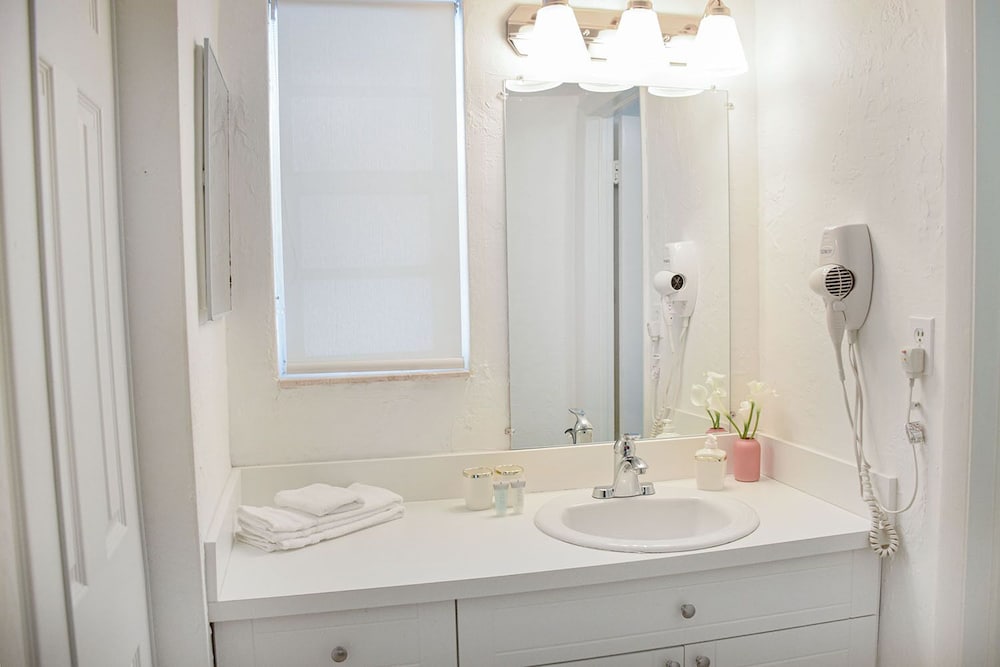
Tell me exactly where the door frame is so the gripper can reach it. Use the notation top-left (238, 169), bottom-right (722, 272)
top-left (964, 0), bottom-right (1000, 662)
top-left (0, 0), bottom-right (74, 664)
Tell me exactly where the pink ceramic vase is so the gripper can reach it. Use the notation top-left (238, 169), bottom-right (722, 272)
top-left (733, 437), bottom-right (761, 482)
top-left (706, 427), bottom-right (727, 434)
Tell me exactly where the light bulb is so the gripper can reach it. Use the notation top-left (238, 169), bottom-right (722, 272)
top-left (692, 7), bottom-right (748, 77)
top-left (529, 1), bottom-right (589, 76)
top-left (607, 1), bottom-right (666, 78)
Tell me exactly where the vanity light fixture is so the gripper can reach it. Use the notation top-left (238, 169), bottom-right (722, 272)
top-left (691, 0), bottom-right (748, 76)
top-left (528, 0), bottom-right (590, 72)
top-left (506, 1), bottom-right (747, 85)
top-left (506, 4), bottom-right (700, 63)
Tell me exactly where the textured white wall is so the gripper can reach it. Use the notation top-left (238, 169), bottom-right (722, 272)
top-left (178, 0), bottom-right (233, 539)
top-left (117, 0), bottom-right (232, 663)
top-left (754, 0), bottom-right (971, 662)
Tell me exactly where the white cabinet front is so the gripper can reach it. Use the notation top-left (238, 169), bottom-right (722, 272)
top-left (544, 647), bottom-right (684, 666)
top-left (685, 617), bottom-right (877, 667)
top-left (213, 601), bottom-right (456, 667)
top-left (524, 618), bottom-right (875, 667)
top-left (213, 551), bottom-right (879, 667)
top-left (457, 550), bottom-right (878, 666)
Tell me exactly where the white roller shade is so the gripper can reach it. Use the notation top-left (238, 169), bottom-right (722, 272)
top-left (274, 0), bottom-right (468, 376)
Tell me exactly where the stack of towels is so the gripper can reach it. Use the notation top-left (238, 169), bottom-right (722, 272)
top-left (235, 482), bottom-right (404, 552)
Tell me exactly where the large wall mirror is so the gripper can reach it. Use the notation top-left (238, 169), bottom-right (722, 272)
top-left (505, 84), bottom-right (731, 449)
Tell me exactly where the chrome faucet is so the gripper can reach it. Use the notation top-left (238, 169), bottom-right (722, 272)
top-left (593, 433), bottom-right (655, 499)
top-left (564, 408), bottom-right (593, 445)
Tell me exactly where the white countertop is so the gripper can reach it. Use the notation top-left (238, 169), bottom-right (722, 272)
top-left (208, 476), bottom-right (871, 622)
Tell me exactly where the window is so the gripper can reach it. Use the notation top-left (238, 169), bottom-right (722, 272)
top-left (271, 0), bottom-right (468, 377)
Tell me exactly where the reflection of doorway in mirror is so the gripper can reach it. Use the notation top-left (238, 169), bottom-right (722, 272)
top-left (615, 110), bottom-right (644, 438)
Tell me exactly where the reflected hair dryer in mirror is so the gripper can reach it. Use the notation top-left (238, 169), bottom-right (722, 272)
top-left (653, 241), bottom-right (698, 318)
top-left (650, 241), bottom-right (699, 437)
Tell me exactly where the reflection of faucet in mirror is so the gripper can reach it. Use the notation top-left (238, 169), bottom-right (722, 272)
top-left (564, 408), bottom-right (594, 445)
top-left (593, 433), bottom-right (655, 499)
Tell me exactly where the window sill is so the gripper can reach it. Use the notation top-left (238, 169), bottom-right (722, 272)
top-left (278, 369), bottom-right (470, 387)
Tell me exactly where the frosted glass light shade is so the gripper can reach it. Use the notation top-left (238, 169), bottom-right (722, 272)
top-left (647, 86), bottom-right (704, 98)
top-left (505, 79), bottom-right (561, 93)
top-left (692, 14), bottom-right (747, 76)
top-left (579, 82), bottom-right (634, 93)
top-left (530, 3), bottom-right (589, 74)
top-left (607, 6), bottom-right (665, 76)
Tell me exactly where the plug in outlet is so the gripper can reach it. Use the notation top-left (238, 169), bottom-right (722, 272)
top-left (908, 316), bottom-right (935, 376)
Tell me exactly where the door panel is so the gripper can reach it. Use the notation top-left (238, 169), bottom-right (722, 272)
top-left (33, 0), bottom-right (152, 664)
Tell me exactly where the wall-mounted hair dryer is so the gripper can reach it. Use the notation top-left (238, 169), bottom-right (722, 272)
top-left (809, 223), bottom-right (903, 558)
top-left (808, 224), bottom-right (873, 379)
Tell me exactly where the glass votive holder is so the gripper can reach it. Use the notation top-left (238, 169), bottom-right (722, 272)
top-left (462, 466), bottom-right (494, 510)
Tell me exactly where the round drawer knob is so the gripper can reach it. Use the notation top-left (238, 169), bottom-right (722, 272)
top-left (665, 661), bottom-right (681, 667)
top-left (695, 657), bottom-right (711, 667)
top-left (680, 603), bottom-right (696, 619)
top-left (331, 646), bottom-right (349, 663)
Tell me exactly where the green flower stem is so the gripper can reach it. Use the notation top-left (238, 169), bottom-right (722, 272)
top-left (724, 411), bottom-right (743, 436)
top-left (750, 405), bottom-right (762, 439)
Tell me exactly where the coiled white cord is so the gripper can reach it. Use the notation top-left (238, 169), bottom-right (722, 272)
top-left (840, 340), bottom-right (899, 558)
top-left (837, 334), bottom-right (920, 558)
top-left (838, 338), bottom-right (899, 557)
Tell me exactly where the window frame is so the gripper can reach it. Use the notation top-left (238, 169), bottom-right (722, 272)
top-left (268, 0), bottom-right (470, 381)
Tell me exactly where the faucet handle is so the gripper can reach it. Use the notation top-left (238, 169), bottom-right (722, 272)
top-left (616, 433), bottom-right (641, 457)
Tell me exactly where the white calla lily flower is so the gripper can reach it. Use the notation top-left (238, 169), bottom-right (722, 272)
top-left (691, 384), bottom-right (709, 407)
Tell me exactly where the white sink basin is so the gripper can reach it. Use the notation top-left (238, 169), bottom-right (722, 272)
top-left (534, 486), bottom-right (760, 553)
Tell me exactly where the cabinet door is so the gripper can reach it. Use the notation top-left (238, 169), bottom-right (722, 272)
top-left (543, 646), bottom-right (684, 666)
top-left (687, 617), bottom-right (877, 667)
top-left (457, 551), bottom-right (877, 666)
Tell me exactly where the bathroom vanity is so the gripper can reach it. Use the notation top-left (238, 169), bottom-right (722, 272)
top-left (207, 472), bottom-right (879, 667)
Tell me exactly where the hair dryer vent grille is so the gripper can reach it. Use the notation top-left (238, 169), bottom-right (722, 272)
top-left (825, 265), bottom-right (855, 298)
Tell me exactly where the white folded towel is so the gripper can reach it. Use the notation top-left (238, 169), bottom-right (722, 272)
top-left (274, 483), bottom-right (362, 516)
top-left (236, 505), bottom-right (404, 552)
top-left (237, 483), bottom-right (404, 537)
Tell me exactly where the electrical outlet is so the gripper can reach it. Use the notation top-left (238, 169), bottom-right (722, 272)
top-left (908, 316), bottom-right (935, 376)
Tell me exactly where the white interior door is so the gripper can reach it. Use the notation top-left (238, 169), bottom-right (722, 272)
top-left (32, 0), bottom-right (153, 663)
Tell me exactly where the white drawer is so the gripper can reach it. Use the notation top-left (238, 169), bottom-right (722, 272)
top-left (214, 601), bottom-right (457, 667)
top-left (457, 550), bottom-right (878, 666)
